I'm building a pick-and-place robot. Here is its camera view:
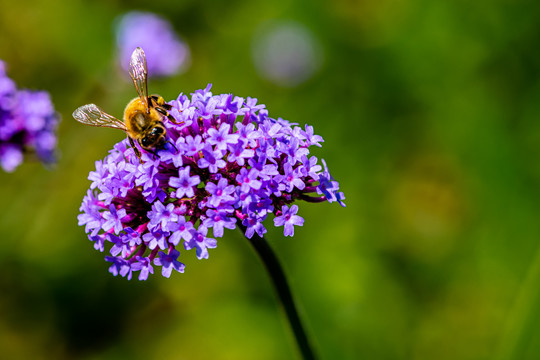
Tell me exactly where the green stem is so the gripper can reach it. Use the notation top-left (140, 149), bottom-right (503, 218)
top-left (238, 224), bottom-right (317, 360)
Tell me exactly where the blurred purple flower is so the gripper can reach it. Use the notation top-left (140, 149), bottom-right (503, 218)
top-left (115, 11), bottom-right (190, 77)
top-left (78, 84), bottom-right (344, 280)
top-left (252, 21), bottom-right (323, 87)
top-left (0, 61), bottom-right (59, 172)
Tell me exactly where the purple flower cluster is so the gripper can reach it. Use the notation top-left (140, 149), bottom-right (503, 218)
top-left (78, 84), bottom-right (345, 280)
top-left (115, 11), bottom-right (190, 77)
top-left (0, 61), bottom-right (59, 172)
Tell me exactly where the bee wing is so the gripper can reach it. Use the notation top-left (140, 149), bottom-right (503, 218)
top-left (72, 104), bottom-right (127, 131)
top-left (128, 47), bottom-right (149, 110)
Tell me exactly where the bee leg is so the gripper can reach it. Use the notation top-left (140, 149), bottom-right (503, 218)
top-left (128, 136), bottom-right (143, 163)
top-left (166, 113), bottom-right (180, 124)
top-left (156, 106), bottom-right (181, 125)
top-left (160, 103), bottom-right (173, 111)
top-left (150, 95), bottom-right (172, 110)
top-left (149, 95), bottom-right (179, 124)
top-left (147, 147), bottom-right (160, 161)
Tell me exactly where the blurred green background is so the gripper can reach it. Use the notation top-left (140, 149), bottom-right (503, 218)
top-left (1, 0), bottom-right (540, 359)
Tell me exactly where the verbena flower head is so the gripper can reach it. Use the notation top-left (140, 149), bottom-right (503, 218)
top-left (78, 84), bottom-right (345, 280)
top-left (0, 61), bottom-right (59, 172)
top-left (115, 11), bottom-right (190, 77)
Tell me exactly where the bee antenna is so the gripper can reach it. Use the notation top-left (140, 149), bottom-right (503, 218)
top-left (150, 148), bottom-right (160, 159)
top-left (167, 139), bottom-right (178, 151)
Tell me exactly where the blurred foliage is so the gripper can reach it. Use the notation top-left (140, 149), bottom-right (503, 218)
top-left (1, 0), bottom-right (540, 359)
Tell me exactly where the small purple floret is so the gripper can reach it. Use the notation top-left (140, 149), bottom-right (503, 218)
top-left (169, 166), bottom-right (200, 198)
top-left (131, 256), bottom-right (154, 281)
top-left (154, 249), bottom-right (185, 278)
top-left (274, 205), bottom-right (304, 237)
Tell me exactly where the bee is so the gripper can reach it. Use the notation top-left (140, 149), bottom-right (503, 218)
top-left (72, 47), bottom-right (179, 159)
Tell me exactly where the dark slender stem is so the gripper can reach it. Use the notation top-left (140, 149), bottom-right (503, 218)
top-left (238, 224), bottom-right (317, 360)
